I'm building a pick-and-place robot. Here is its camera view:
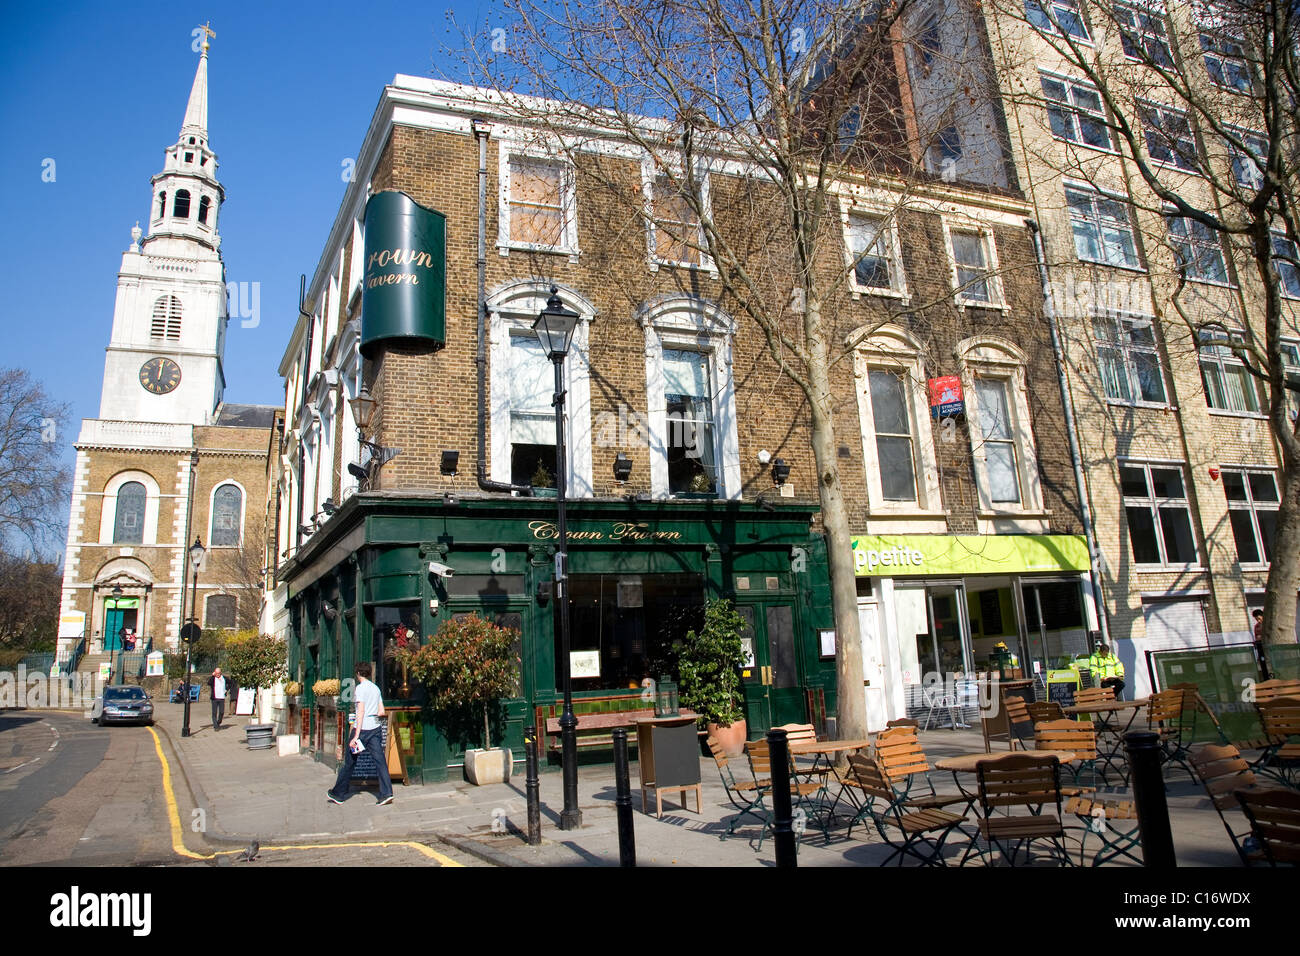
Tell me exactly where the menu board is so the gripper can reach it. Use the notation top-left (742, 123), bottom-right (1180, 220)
top-left (1046, 669), bottom-right (1081, 710)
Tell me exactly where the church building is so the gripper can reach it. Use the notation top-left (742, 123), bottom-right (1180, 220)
top-left (55, 38), bottom-right (277, 669)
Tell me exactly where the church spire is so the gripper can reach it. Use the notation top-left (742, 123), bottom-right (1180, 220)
top-left (180, 25), bottom-right (213, 140)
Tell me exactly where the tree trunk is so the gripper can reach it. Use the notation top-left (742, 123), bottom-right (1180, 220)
top-left (804, 298), bottom-right (867, 740)
top-left (1264, 460), bottom-right (1300, 646)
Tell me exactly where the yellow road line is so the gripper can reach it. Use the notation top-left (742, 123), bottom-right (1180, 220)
top-left (146, 727), bottom-right (463, 866)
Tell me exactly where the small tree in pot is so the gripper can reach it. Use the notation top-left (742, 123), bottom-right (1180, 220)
top-left (398, 613), bottom-right (520, 785)
top-left (226, 634), bottom-right (288, 723)
top-left (678, 598), bottom-right (748, 755)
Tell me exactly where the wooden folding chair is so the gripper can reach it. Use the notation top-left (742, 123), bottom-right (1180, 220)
top-left (746, 738), bottom-right (828, 848)
top-left (1147, 688), bottom-right (1198, 781)
top-left (875, 724), bottom-right (970, 812)
top-left (1189, 743), bottom-right (1270, 866)
top-left (846, 754), bottom-right (967, 865)
top-left (1235, 788), bottom-right (1300, 866)
top-left (1026, 700), bottom-right (1065, 724)
top-left (706, 734), bottom-right (768, 837)
top-left (965, 753), bottom-right (1071, 867)
top-left (1004, 695), bottom-right (1037, 751)
top-left (1257, 697), bottom-right (1300, 788)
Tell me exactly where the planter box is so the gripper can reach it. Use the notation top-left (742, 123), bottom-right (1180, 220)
top-left (464, 747), bottom-right (512, 786)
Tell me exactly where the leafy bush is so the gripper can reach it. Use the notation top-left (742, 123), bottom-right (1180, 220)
top-left (313, 678), bottom-right (340, 697)
top-left (226, 635), bottom-right (287, 691)
top-left (398, 613), bottom-right (520, 748)
top-left (677, 599), bottom-right (747, 727)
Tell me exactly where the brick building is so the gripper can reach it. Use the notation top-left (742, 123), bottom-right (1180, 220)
top-left (56, 41), bottom-right (276, 673)
top-left (275, 62), bottom-right (1092, 779)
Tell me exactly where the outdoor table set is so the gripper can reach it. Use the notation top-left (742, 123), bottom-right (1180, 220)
top-left (1062, 697), bottom-right (1149, 784)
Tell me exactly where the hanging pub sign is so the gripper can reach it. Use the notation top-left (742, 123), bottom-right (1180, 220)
top-left (929, 376), bottom-right (964, 419)
top-left (360, 190), bottom-right (447, 356)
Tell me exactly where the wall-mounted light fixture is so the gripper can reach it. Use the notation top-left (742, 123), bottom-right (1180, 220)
top-left (440, 450), bottom-right (460, 476)
top-left (772, 458), bottom-right (791, 486)
top-left (613, 452), bottom-right (633, 483)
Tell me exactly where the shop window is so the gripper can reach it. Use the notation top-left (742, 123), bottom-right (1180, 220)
top-left (113, 481), bottom-right (146, 544)
top-left (1121, 462), bottom-right (1199, 567)
top-left (852, 325), bottom-right (942, 515)
top-left (1026, 0), bottom-right (1090, 40)
top-left (1167, 215), bottom-right (1228, 284)
top-left (205, 594), bottom-right (237, 629)
top-left (1224, 469), bottom-right (1278, 566)
top-left (644, 164), bottom-right (712, 270)
top-left (499, 147), bottom-right (578, 256)
top-left (843, 209), bottom-right (908, 298)
top-left (173, 189), bottom-right (191, 219)
top-left (1040, 74), bottom-right (1112, 150)
top-left (1199, 327), bottom-right (1265, 414)
top-left (1093, 312), bottom-right (1167, 404)
top-left (1066, 184), bottom-right (1141, 269)
top-left (373, 604), bottom-right (422, 700)
top-left (210, 483), bottom-right (243, 547)
top-left (151, 295), bottom-right (183, 340)
top-left (641, 296), bottom-right (740, 499)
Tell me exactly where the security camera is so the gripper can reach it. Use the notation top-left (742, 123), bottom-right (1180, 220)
top-left (428, 561), bottom-right (455, 578)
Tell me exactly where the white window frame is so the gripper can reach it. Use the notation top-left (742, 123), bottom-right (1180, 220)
top-left (1115, 3), bottom-right (1174, 67)
top-left (840, 203), bottom-right (909, 301)
top-left (1039, 72), bottom-right (1114, 151)
top-left (943, 221), bottom-right (1006, 308)
top-left (1272, 232), bottom-right (1300, 299)
top-left (338, 320), bottom-right (362, 501)
top-left (957, 338), bottom-right (1047, 532)
top-left (1222, 467), bottom-right (1279, 568)
top-left (1140, 102), bottom-right (1199, 172)
top-left (99, 470), bottom-right (161, 545)
top-left (1119, 459), bottom-right (1202, 570)
top-left (642, 160), bottom-right (716, 273)
top-left (1092, 311), bottom-right (1168, 406)
top-left (497, 142), bottom-right (580, 261)
top-left (1200, 33), bottom-right (1252, 92)
top-left (488, 280), bottom-right (595, 497)
top-left (639, 296), bottom-right (740, 499)
top-left (1166, 214), bottom-right (1229, 286)
top-left (1026, 0), bottom-right (1092, 42)
top-left (208, 479), bottom-right (247, 549)
top-left (1229, 130), bottom-right (1268, 190)
top-left (1198, 326), bottom-right (1266, 416)
top-left (851, 325), bottom-right (944, 527)
top-left (1065, 182), bottom-right (1143, 270)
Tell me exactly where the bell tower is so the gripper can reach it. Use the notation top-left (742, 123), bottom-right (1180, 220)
top-left (98, 27), bottom-right (228, 425)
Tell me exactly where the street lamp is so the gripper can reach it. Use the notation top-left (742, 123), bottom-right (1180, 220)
top-left (534, 286), bottom-right (581, 830)
top-left (180, 536), bottom-right (206, 738)
top-left (111, 585), bottom-right (123, 681)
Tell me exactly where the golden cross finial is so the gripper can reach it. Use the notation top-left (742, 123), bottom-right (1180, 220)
top-left (198, 21), bottom-right (215, 52)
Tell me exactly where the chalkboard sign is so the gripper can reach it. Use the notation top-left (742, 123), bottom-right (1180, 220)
top-left (350, 719), bottom-right (389, 781)
top-left (1046, 669), bottom-right (1080, 711)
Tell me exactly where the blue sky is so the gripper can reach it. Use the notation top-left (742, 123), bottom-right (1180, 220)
top-left (0, 1), bottom-right (500, 464)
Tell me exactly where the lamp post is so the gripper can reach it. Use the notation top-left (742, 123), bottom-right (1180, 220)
top-left (534, 286), bottom-right (581, 830)
top-left (110, 585), bottom-right (123, 682)
top-left (180, 536), bottom-right (206, 738)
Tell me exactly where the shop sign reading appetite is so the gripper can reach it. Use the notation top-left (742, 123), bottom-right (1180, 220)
top-left (851, 534), bottom-right (1091, 577)
top-left (528, 520), bottom-right (683, 542)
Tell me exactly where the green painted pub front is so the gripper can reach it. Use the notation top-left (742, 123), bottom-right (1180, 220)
top-left (281, 493), bottom-right (837, 781)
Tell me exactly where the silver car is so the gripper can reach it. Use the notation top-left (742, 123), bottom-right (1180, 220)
top-left (92, 685), bottom-right (155, 726)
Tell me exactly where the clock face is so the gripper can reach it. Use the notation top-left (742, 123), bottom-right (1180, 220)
top-left (139, 357), bottom-right (182, 395)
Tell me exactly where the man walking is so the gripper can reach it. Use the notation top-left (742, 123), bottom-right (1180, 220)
top-left (208, 667), bottom-right (228, 730)
top-left (327, 661), bottom-right (393, 806)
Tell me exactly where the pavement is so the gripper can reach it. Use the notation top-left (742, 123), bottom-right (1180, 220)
top-left (155, 701), bottom-right (1247, 867)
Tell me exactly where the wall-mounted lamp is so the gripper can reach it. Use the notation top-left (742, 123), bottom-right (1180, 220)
top-left (348, 386), bottom-right (378, 430)
top-left (347, 463), bottom-right (368, 483)
top-left (298, 524), bottom-right (316, 538)
top-left (321, 498), bottom-right (338, 516)
top-left (440, 450), bottom-right (460, 476)
top-left (613, 452), bottom-right (633, 483)
top-left (772, 458), bottom-right (791, 486)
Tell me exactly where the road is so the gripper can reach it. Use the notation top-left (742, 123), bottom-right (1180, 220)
top-left (0, 709), bottom-right (481, 867)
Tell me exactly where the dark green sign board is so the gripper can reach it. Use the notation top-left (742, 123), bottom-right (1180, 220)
top-left (360, 190), bottom-right (446, 355)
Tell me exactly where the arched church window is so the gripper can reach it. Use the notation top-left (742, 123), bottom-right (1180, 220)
top-left (173, 190), bottom-right (191, 219)
top-left (157, 192), bottom-right (167, 220)
top-left (211, 484), bottom-right (243, 547)
top-left (113, 482), bottom-right (146, 544)
top-left (198, 196), bottom-right (211, 225)
top-left (151, 296), bottom-right (182, 341)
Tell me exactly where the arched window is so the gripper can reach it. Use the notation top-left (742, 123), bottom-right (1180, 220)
top-left (156, 191), bottom-right (167, 220)
top-left (198, 195), bottom-right (211, 225)
top-left (113, 482), bottom-right (146, 544)
top-left (205, 594), bottom-right (237, 630)
top-left (210, 483), bottom-right (243, 547)
top-left (173, 190), bottom-right (191, 219)
top-left (151, 295), bottom-right (182, 340)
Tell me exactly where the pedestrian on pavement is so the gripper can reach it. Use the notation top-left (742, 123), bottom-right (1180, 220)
top-left (208, 667), bottom-right (229, 730)
top-left (327, 661), bottom-right (393, 806)
top-left (1253, 609), bottom-right (1264, 640)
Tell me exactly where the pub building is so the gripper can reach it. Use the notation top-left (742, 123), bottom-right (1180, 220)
top-left (273, 75), bottom-right (1090, 780)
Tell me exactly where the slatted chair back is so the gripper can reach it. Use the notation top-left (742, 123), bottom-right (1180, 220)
top-left (1026, 701), bottom-right (1065, 723)
top-left (1148, 687), bottom-right (1193, 725)
top-left (1189, 743), bottom-right (1260, 864)
top-left (976, 753), bottom-right (1063, 816)
top-left (875, 724), bottom-right (931, 783)
top-left (707, 733), bottom-right (735, 770)
top-left (1260, 697), bottom-right (1300, 739)
top-left (1236, 788), bottom-right (1300, 866)
top-left (775, 722), bottom-right (819, 743)
top-left (1255, 679), bottom-right (1300, 705)
top-left (1004, 694), bottom-right (1036, 750)
top-left (747, 738), bottom-right (775, 779)
top-left (1034, 718), bottom-right (1097, 761)
top-left (886, 717), bottom-right (920, 730)
top-left (847, 753), bottom-right (897, 804)
top-left (1075, 685), bottom-right (1115, 706)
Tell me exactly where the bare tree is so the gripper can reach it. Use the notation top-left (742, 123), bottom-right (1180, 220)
top-left (983, 0), bottom-right (1300, 643)
top-left (0, 368), bottom-right (71, 554)
top-left (450, 0), bottom-right (1022, 736)
top-left (0, 550), bottom-right (61, 649)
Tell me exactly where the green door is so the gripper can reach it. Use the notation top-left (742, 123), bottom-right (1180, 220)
top-left (739, 602), bottom-right (807, 732)
top-left (104, 604), bottom-right (125, 651)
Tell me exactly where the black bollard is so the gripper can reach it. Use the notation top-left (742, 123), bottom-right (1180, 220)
top-left (1125, 731), bottom-right (1176, 867)
top-left (613, 728), bottom-right (637, 866)
top-left (525, 729), bottom-right (541, 846)
top-left (768, 728), bottom-right (797, 867)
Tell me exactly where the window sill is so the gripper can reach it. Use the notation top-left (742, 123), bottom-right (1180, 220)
top-left (978, 508), bottom-right (1051, 519)
top-left (957, 297), bottom-right (1008, 311)
top-left (1034, 28), bottom-right (1094, 47)
top-left (649, 258), bottom-right (717, 276)
top-left (866, 506), bottom-right (948, 519)
top-left (1238, 562), bottom-right (1271, 573)
top-left (1077, 258), bottom-right (1147, 274)
top-left (850, 284), bottom-right (911, 304)
top-left (1150, 159), bottom-right (1201, 176)
top-left (1206, 408), bottom-right (1268, 420)
top-left (498, 242), bottom-right (581, 263)
top-left (1053, 137), bottom-right (1118, 156)
top-left (1104, 398), bottom-right (1176, 412)
top-left (1134, 564), bottom-right (1207, 574)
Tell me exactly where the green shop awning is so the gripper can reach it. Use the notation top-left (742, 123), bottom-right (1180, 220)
top-left (851, 534), bottom-right (1090, 577)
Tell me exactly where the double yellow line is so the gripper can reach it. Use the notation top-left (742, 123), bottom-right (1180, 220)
top-left (147, 727), bottom-right (463, 866)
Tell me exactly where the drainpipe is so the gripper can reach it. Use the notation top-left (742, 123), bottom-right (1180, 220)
top-left (473, 118), bottom-right (531, 495)
top-left (1026, 218), bottom-right (1111, 647)
top-left (295, 274), bottom-right (313, 552)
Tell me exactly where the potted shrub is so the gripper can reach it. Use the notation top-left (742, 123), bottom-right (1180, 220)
top-left (284, 680), bottom-right (303, 703)
top-left (678, 598), bottom-right (749, 755)
top-left (398, 614), bottom-right (521, 785)
top-left (226, 634), bottom-right (287, 723)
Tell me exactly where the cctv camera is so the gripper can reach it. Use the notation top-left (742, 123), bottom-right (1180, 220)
top-left (428, 561), bottom-right (455, 578)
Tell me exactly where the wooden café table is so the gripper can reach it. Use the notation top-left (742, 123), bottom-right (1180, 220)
top-left (934, 749), bottom-right (1081, 798)
top-left (1062, 697), bottom-right (1149, 783)
top-left (787, 738), bottom-right (874, 825)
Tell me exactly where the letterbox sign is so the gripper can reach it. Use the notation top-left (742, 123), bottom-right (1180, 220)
top-left (928, 376), bottom-right (964, 419)
top-left (360, 190), bottom-right (447, 356)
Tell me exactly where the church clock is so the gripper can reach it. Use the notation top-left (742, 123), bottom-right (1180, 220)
top-left (139, 357), bottom-right (182, 395)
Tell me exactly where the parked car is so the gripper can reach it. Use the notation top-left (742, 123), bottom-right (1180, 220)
top-left (91, 685), bottom-right (155, 726)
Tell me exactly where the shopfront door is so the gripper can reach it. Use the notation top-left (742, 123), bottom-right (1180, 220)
top-left (739, 602), bottom-right (806, 732)
top-left (858, 601), bottom-right (891, 731)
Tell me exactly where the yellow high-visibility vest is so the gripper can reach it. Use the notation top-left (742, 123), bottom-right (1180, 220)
top-left (1088, 652), bottom-right (1125, 680)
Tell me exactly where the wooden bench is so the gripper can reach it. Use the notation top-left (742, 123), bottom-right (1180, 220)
top-left (533, 698), bottom-right (698, 753)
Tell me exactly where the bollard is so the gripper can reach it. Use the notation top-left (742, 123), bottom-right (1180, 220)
top-left (613, 728), bottom-right (636, 867)
top-left (767, 728), bottom-right (797, 867)
top-left (525, 729), bottom-right (541, 846)
top-left (1124, 731), bottom-right (1176, 867)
